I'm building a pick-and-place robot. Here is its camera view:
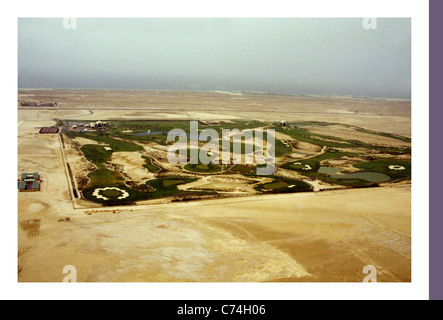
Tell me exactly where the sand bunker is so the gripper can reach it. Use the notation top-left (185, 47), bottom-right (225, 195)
top-left (389, 165), bottom-right (406, 170)
top-left (92, 187), bottom-right (129, 200)
top-left (109, 152), bottom-right (153, 181)
top-left (28, 203), bottom-right (46, 212)
top-left (295, 162), bottom-right (312, 170)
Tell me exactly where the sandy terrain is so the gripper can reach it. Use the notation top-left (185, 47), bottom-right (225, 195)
top-left (307, 124), bottom-right (411, 148)
top-left (18, 90), bottom-right (411, 136)
top-left (17, 90), bottom-right (411, 282)
top-left (109, 152), bottom-right (154, 181)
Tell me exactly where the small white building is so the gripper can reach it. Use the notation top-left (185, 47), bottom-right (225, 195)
top-left (279, 120), bottom-right (287, 127)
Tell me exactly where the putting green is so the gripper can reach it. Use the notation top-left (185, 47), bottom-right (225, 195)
top-left (100, 189), bottom-right (124, 198)
top-left (263, 181), bottom-right (288, 189)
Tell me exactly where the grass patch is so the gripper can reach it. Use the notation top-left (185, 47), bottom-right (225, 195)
top-left (142, 156), bottom-right (161, 173)
top-left (274, 139), bottom-right (292, 157)
top-left (228, 164), bottom-right (257, 175)
top-left (81, 144), bottom-right (112, 166)
top-left (85, 167), bottom-right (126, 189)
top-left (162, 179), bottom-right (186, 187)
top-left (254, 177), bottom-right (312, 193)
top-left (184, 162), bottom-right (223, 173)
top-left (262, 181), bottom-right (288, 189)
top-left (100, 189), bottom-right (126, 198)
top-left (146, 177), bottom-right (196, 190)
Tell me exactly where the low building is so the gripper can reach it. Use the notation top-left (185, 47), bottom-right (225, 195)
top-left (39, 126), bottom-right (59, 134)
top-left (18, 172), bottom-right (41, 192)
top-left (279, 120), bottom-right (288, 127)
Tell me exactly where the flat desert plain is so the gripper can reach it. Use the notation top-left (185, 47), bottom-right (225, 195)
top-left (17, 90), bottom-right (411, 282)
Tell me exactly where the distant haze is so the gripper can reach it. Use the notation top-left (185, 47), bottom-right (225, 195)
top-left (18, 18), bottom-right (411, 99)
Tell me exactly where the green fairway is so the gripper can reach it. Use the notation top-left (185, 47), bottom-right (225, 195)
top-left (184, 162), bottom-right (223, 173)
top-left (262, 181), bottom-right (288, 189)
top-left (65, 130), bottom-right (143, 152)
top-left (86, 167), bottom-right (126, 188)
top-left (80, 144), bottom-right (113, 165)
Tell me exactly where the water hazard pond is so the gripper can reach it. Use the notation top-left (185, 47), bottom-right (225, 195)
top-left (317, 166), bottom-right (391, 182)
top-left (318, 166), bottom-right (340, 174)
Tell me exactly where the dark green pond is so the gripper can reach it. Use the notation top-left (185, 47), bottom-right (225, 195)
top-left (318, 166), bottom-right (341, 174)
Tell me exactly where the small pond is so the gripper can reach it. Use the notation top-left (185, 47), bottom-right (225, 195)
top-left (318, 166), bottom-right (341, 174)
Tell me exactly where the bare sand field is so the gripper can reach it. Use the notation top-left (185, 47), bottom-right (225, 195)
top-left (18, 90), bottom-right (411, 136)
top-left (17, 90), bottom-right (411, 282)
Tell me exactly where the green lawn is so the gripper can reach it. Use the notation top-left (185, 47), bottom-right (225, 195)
top-left (142, 156), bottom-right (161, 173)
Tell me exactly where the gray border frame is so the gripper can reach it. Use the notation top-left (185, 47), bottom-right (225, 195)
top-left (430, 0), bottom-right (441, 301)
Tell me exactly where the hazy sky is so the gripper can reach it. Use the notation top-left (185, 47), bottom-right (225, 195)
top-left (18, 18), bottom-right (411, 98)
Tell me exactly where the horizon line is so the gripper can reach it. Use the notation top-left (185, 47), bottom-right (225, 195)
top-left (17, 88), bottom-right (411, 101)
